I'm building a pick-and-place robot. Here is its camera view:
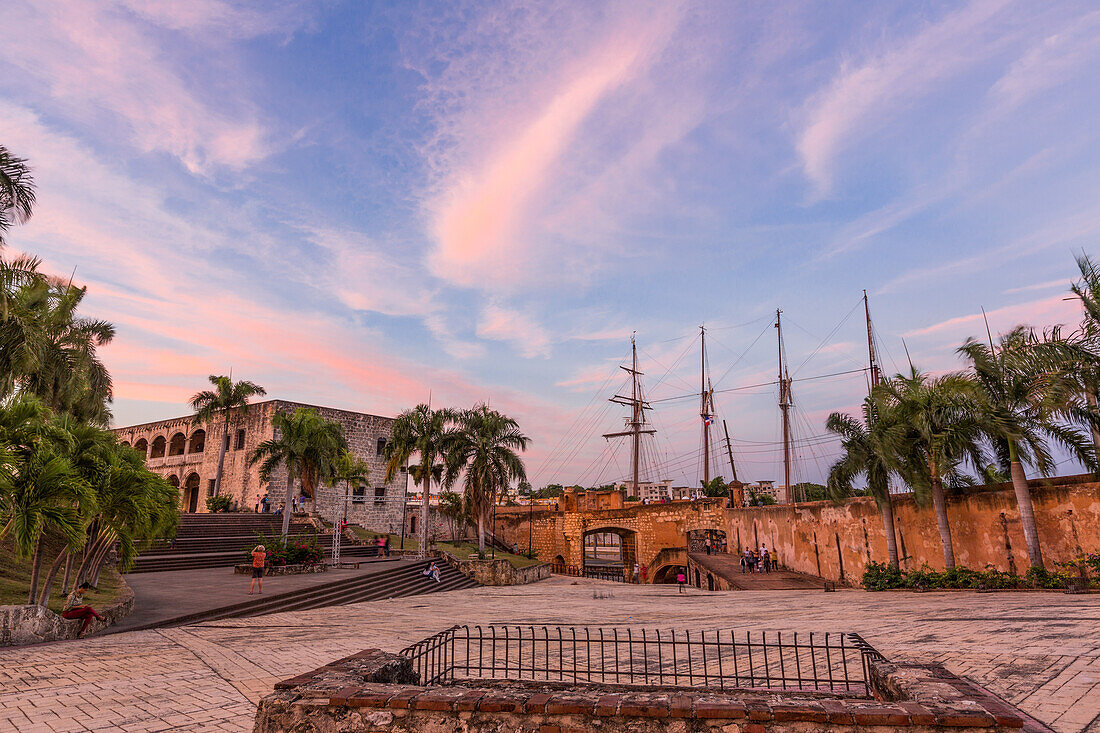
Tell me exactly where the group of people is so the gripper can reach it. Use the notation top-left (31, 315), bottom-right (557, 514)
top-left (253, 495), bottom-right (309, 514)
top-left (374, 535), bottom-right (391, 556)
top-left (740, 545), bottom-right (776, 574)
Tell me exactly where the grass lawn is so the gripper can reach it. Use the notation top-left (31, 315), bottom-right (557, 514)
top-left (344, 528), bottom-right (540, 569)
top-left (0, 536), bottom-right (126, 614)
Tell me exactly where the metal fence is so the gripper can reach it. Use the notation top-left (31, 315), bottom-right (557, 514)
top-left (400, 626), bottom-right (882, 696)
top-left (550, 563), bottom-right (630, 582)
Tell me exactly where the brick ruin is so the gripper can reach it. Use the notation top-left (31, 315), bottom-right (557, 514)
top-left (112, 399), bottom-right (405, 533)
top-left (254, 638), bottom-right (1049, 732)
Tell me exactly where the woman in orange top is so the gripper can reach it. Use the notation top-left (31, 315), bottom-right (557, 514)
top-left (249, 545), bottom-right (267, 595)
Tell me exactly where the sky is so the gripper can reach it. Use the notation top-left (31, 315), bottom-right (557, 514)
top-left (3, 0), bottom-right (1100, 489)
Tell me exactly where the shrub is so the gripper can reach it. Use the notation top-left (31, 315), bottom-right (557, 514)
top-left (860, 561), bottom-right (1089, 591)
top-left (206, 495), bottom-right (233, 513)
top-left (246, 532), bottom-right (324, 567)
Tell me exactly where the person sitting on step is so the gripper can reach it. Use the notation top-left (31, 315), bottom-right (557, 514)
top-left (62, 582), bottom-right (104, 637)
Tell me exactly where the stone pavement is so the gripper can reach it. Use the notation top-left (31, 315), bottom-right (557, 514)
top-left (1, 579), bottom-right (1098, 732)
top-left (109, 559), bottom-right (406, 633)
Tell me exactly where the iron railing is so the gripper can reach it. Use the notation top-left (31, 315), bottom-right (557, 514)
top-left (401, 626), bottom-right (881, 696)
top-left (550, 563), bottom-right (630, 582)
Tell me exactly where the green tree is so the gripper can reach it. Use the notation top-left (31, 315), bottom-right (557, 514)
top-left (443, 404), bottom-right (530, 553)
top-left (438, 490), bottom-right (466, 541)
top-left (329, 449), bottom-right (370, 526)
top-left (0, 145), bottom-right (35, 245)
top-left (383, 404), bottom-right (455, 558)
top-left (875, 369), bottom-right (987, 569)
top-left (958, 326), bottom-right (1098, 569)
top-left (249, 408), bottom-right (348, 536)
top-left (825, 398), bottom-right (902, 568)
top-left (0, 397), bottom-right (88, 603)
top-left (189, 375), bottom-right (266, 498)
top-left (702, 476), bottom-right (729, 498)
top-left (1069, 253), bottom-right (1100, 457)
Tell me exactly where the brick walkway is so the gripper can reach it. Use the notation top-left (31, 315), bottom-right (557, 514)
top-left (2, 579), bottom-right (1098, 732)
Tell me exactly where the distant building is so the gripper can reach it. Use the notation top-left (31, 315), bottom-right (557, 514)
top-left (616, 479), bottom-right (674, 503)
top-left (112, 399), bottom-right (404, 532)
top-left (745, 480), bottom-right (789, 505)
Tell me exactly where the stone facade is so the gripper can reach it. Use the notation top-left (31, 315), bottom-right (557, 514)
top-left (492, 476), bottom-right (1100, 588)
top-left (0, 583), bottom-right (134, 646)
top-left (112, 399), bottom-right (405, 533)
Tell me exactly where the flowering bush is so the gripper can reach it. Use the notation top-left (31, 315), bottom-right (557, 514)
top-left (246, 533), bottom-right (324, 567)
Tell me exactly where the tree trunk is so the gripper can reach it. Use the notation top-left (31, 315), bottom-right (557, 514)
top-left (28, 534), bottom-right (44, 604)
top-left (419, 472), bottom-right (430, 559)
top-left (213, 413), bottom-right (230, 497)
top-left (878, 496), bottom-right (900, 569)
top-left (1008, 442), bottom-right (1044, 569)
top-left (38, 549), bottom-right (69, 607)
top-left (90, 536), bottom-right (115, 586)
top-left (477, 507), bottom-right (486, 554)
top-left (61, 551), bottom-right (75, 594)
top-left (282, 470), bottom-right (294, 537)
top-left (1087, 391), bottom-right (1100, 463)
top-left (75, 532), bottom-right (108, 588)
top-left (929, 470), bottom-right (955, 569)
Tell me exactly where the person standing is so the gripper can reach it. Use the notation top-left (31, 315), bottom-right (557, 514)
top-left (740, 552), bottom-right (747, 574)
top-left (762, 549), bottom-right (772, 573)
top-left (676, 571), bottom-right (686, 592)
top-left (249, 545), bottom-right (267, 594)
top-left (61, 582), bottom-right (104, 637)
top-left (632, 562), bottom-right (640, 583)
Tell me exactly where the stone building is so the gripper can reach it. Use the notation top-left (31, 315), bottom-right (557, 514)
top-left (112, 399), bottom-right (406, 532)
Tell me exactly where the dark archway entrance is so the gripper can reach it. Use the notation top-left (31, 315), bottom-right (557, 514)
top-left (687, 529), bottom-right (727, 554)
top-left (652, 564), bottom-right (685, 584)
top-left (583, 527), bottom-right (637, 579)
top-left (183, 472), bottom-right (200, 513)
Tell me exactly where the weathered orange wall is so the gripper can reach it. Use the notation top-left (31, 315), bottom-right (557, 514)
top-left (724, 479), bottom-right (1100, 584)
top-left (494, 500), bottom-right (726, 573)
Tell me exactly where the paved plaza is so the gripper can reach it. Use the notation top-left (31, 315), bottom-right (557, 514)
top-left (2, 578), bottom-right (1098, 732)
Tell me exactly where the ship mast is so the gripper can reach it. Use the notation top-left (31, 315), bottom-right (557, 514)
top-left (603, 334), bottom-right (655, 494)
top-left (776, 309), bottom-right (792, 502)
top-left (700, 325), bottom-right (715, 487)
top-left (863, 290), bottom-right (881, 393)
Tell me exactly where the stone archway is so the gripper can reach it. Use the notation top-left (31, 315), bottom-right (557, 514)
top-left (150, 436), bottom-right (166, 459)
top-left (169, 432), bottom-right (187, 457)
top-left (582, 527), bottom-right (637, 579)
top-left (183, 472), bottom-right (200, 513)
top-left (651, 564), bottom-right (685, 584)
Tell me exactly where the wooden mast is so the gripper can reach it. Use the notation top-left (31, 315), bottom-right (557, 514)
top-left (776, 309), bottom-right (792, 502)
top-left (863, 290), bottom-right (881, 392)
top-left (603, 334), bottom-right (655, 495)
top-left (700, 325), bottom-right (712, 487)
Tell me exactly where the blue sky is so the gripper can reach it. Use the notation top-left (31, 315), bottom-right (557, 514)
top-left (2, 0), bottom-right (1099, 488)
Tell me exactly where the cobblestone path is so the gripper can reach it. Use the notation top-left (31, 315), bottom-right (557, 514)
top-left (1, 578), bottom-right (1097, 732)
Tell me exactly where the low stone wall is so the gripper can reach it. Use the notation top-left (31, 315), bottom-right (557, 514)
top-left (0, 580), bottom-right (135, 647)
top-left (254, 648), bottom-right (1047, 732)
top-left (441, 553), bottom-right (551, 586)
top-left (233, 563), bottom-right (327, 576)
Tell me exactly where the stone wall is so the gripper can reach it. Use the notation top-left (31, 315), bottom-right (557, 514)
top-left (441, 553), bottom-right (551, 586)
top-left (724, 477), bottom-right (1100, 584)
top-left (254, 648), bottom-right (1042, 732)
top-left (0, 582), bottom-right (134, 646)
top-left (113, 399), bottom-right (403, 531)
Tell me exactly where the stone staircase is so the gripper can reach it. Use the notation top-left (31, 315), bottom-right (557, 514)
top-left (688, 552), bottom-right (826, 590)
top-left (130, 513), bottom-right (375, 573)
top-left (114, 559), bottom-right (478, 631)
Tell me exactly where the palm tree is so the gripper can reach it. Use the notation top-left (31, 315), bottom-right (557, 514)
top-left (875, 369), bottom-right (987, 569)
top-left (1070, 254), bottom-right (1100, 457)
top-left (329, 449), bottom-right (370, 527)
top-left (0, 397), bottom-right (88, 603)
top-left (383, 404), bottom-right (456, 558)
top-left (958, 327), bottom-right (1097, 569)
top-left (825, 397), bottom-right (902, 568)
top-left (249, 408), bottom-right (348, 536)
top-left (438, 490), bottom-right (465, 541)
top-left (189, 375), bottom-right (266, 498)
top-left (0, 145), bottom-right (36, 245)
top-left (443, 404), bottom-right (529, 554)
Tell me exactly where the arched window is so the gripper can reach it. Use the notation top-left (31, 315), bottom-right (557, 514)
top-left (376, 437), bottom-right (387, 456)
top-left (189, 430), bottom-right (206, 454)
top-left (169, 432), bottom-right (187, 456)
top-left (150, 436), bottom-right (167, 458)
top-left (134, 438), bottom-right (149, 456)
top-left (120, 440), bottom-right (131, 448)
top-left (167, 475), bottom-right (180, 488)
top-left (235, 429), bottom-right (246, 450)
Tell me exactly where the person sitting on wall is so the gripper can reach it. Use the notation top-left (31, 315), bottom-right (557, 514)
top-left (62, 582), bottom-right (104, 637)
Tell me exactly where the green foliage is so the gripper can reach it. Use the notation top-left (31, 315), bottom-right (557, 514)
top-left (248, 533), bottom-right (324, 567)
top-left (205, 495), bottom-right (233, 513)
top-left (789, 482), bottom-right (827, 502)
top-left (747, 489), bottom-right (776, 505)
top-left (702, 476), bottom-right (728, 498)
top-left (862, 560), bottom-right (1089, 591)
